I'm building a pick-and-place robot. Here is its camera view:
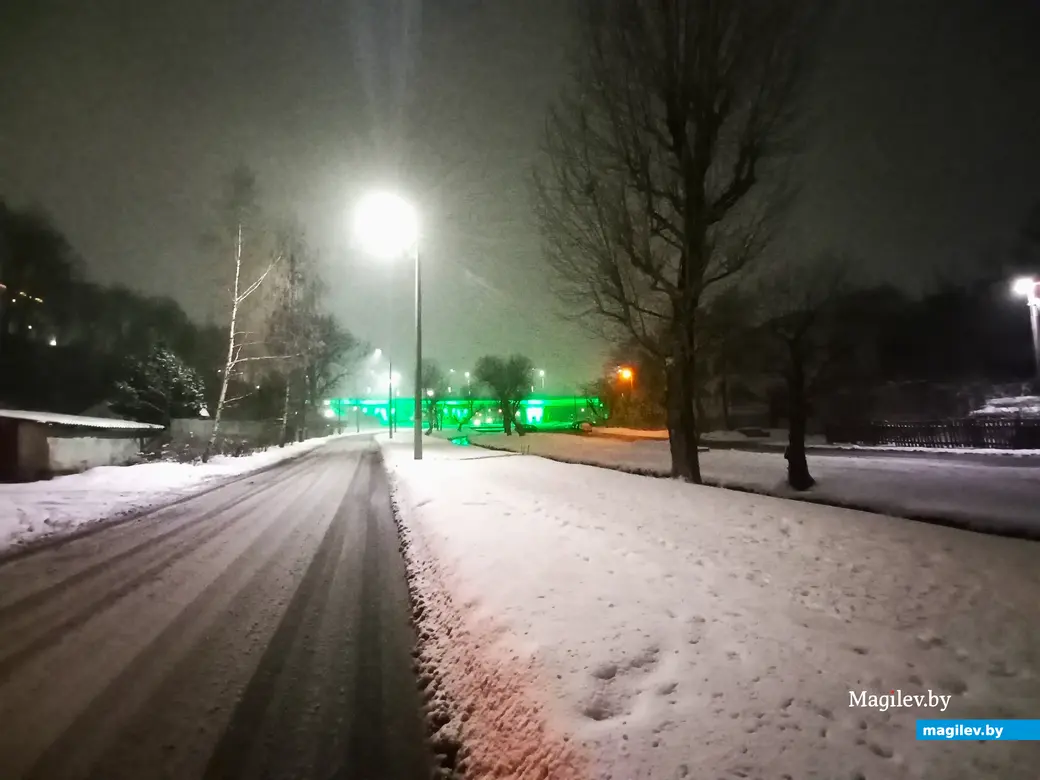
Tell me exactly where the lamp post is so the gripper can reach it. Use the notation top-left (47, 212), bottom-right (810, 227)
top-left (1013, 277), bottom-right (1040, 384)
top-left (354, 192), bottom-right (423, 459)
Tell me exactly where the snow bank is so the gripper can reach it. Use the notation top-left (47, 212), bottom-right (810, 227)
top-left (469, 433), bottom-right (1040, 537)
top-left (0, 435), bottom-right (335, 552)
top-left (383, 434), bottom-right (1040, 780)
top-left (589, 427), bottom-right (671, 440)
top-left (969, 395), bottom-right (1040, 418)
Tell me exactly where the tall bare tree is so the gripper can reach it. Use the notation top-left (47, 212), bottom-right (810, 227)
top-left (534, 0), bottom-right (813, 482)
top-left (752, 256), bottom-right (868, 490)
top-left (205, 168), bottom-right (284, 458)
top-left (266, 233), bottom-right (364, 441)
top-left (474, 354), bottom-right (534, 436)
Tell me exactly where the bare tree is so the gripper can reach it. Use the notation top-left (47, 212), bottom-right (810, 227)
top-left (474, 354), bottom-right (534, 436)
top-left (420, 360), bottom-right (449, 434)
top-left (533, 0), bottom-right (813, 482)
top-left (753, 256), bottom-right (853, 490)
top-left (205, 168), bottom-right (284, 458)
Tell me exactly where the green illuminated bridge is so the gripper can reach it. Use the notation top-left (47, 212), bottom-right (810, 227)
top-left (323, 394), bottom-right (607, 431)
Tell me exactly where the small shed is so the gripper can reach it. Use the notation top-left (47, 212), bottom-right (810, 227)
top-left (0, 409), bottom-right (164, 481)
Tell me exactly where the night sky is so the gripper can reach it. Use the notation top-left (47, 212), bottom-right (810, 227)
top-left (2, 0), bottom-right (1039, 390)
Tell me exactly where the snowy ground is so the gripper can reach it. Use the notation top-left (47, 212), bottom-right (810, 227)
top-left (469, 432), bottom-right (1040, 537)
top-left (593, 426), bottom-right (1040, 457)
top-left (383, 434), bottom-right (1040, 780)
top-left (0, 435), bottom-right (338, 553)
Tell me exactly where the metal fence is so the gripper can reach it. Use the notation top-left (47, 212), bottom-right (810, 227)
top-left (825, 419), bottom-right (1040, 449)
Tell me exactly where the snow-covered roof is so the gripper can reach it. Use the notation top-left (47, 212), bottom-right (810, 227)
top-left (0, 408), bottom-right (164, 431)
top-left (968, 395), bottom-right (1040, 419)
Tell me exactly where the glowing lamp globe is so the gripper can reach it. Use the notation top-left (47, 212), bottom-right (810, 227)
top-left (353, 192), bottom-right (418, 259)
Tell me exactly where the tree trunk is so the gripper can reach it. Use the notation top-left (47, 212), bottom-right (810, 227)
top-left (666, 355), bottom-right (702, 483)
top-left (721, 373), bottom-right (732, 430)
top-left (785, 343), bottom-right (815, 491)
top-left (514, 401), bottom-right (526, 437)
top-left (205, 223), bottom-right (243, 461)
top-left (280, 373), bottom-right (291, 445)
top-left (502, 399), bottom-right (513, 435)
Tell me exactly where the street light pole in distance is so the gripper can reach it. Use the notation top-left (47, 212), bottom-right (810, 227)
top-left (353, 191), bottom-right (423, 459)
top-left (1013, 277), bottom-right (1040, 384)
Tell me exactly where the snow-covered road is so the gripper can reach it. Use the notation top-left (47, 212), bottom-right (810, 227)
top-left (0, 434), bottom-right (350, 554)
top-left (0, 438), bottom-right (429, 778)
top-left (470, 432), bottom-right (1040, 536)
top-left (384, 434), bottom-right (1040, 780)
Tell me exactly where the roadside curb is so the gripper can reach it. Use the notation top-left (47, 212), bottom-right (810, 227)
top-left (374, 446), bottom-right (467, 780)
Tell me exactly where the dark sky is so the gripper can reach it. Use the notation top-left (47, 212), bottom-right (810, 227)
top-left (2, 0), bottom-right (1039, 390)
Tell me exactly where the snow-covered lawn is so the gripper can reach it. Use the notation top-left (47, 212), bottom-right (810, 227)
top-left (469, 432), bottom-right (1040, 536)
top-left (0, 435), bottom-right (335, 553)
top-left (594, 426), bottom-right (1040, 456)
top-left (383, 434), bottom-right (1040, 780)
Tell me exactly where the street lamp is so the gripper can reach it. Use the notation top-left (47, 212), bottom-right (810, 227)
top-left (538, 368), bottom-right (546, 390)
top-left (1012, 276), bottom-right (1040, 383)
top-left (354, 191), bottom-right (424, 459)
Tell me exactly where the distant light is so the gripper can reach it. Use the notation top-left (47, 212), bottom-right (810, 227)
top-left (538, 369), bottom-right (545, 377)
top-left (27, 324), bottom-right (32, 330)
top-left (464, 371), bottom-right (470, 378)
top-left (1012, 276), bottom-right (1037, 298)
top-left (373, 348), bottom-right (382, 358)
top-left (353, 192), bottom-right (419, 259)
top-left (618, 367), bottom-right (634, 380)
top-left (323, 399), bottom-right (331, 406)
top-left (324, 408), bottom-right (336, 418)
top-left (48, 336), bottom-right (57, 346)
top-left (447, 386), bottom-right (452, 393)
top-left (426, 388), bottom-right (434, 397)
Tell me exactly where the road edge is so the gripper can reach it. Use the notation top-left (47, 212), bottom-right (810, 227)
top-left (376, 447), bottom-right (468, 780)
top-left (0, 441), bottom-right (328, 565)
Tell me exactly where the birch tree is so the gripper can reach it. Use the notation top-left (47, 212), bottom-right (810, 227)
top-left (205, 168), bottom-right (284, 458)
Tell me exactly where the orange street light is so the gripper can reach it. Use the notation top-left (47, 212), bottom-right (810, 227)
top-left (618, 366), bottom-right (634, 381)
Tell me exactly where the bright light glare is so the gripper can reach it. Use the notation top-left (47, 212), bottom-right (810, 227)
top-left (426, 389), bottom-right (434, 397)
top-left (324, 408), bottom-right (336, 419)
top-left (538, 369), bottom-right (545, 377)
top-left (353, 192), bottom-right (418, 259)
top-left (372, 348), bottom-right (382, 359)
top-left (1012, 277), bottom-right (1036, 297)
top-left (618, 367), bottom-right (634, 380)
